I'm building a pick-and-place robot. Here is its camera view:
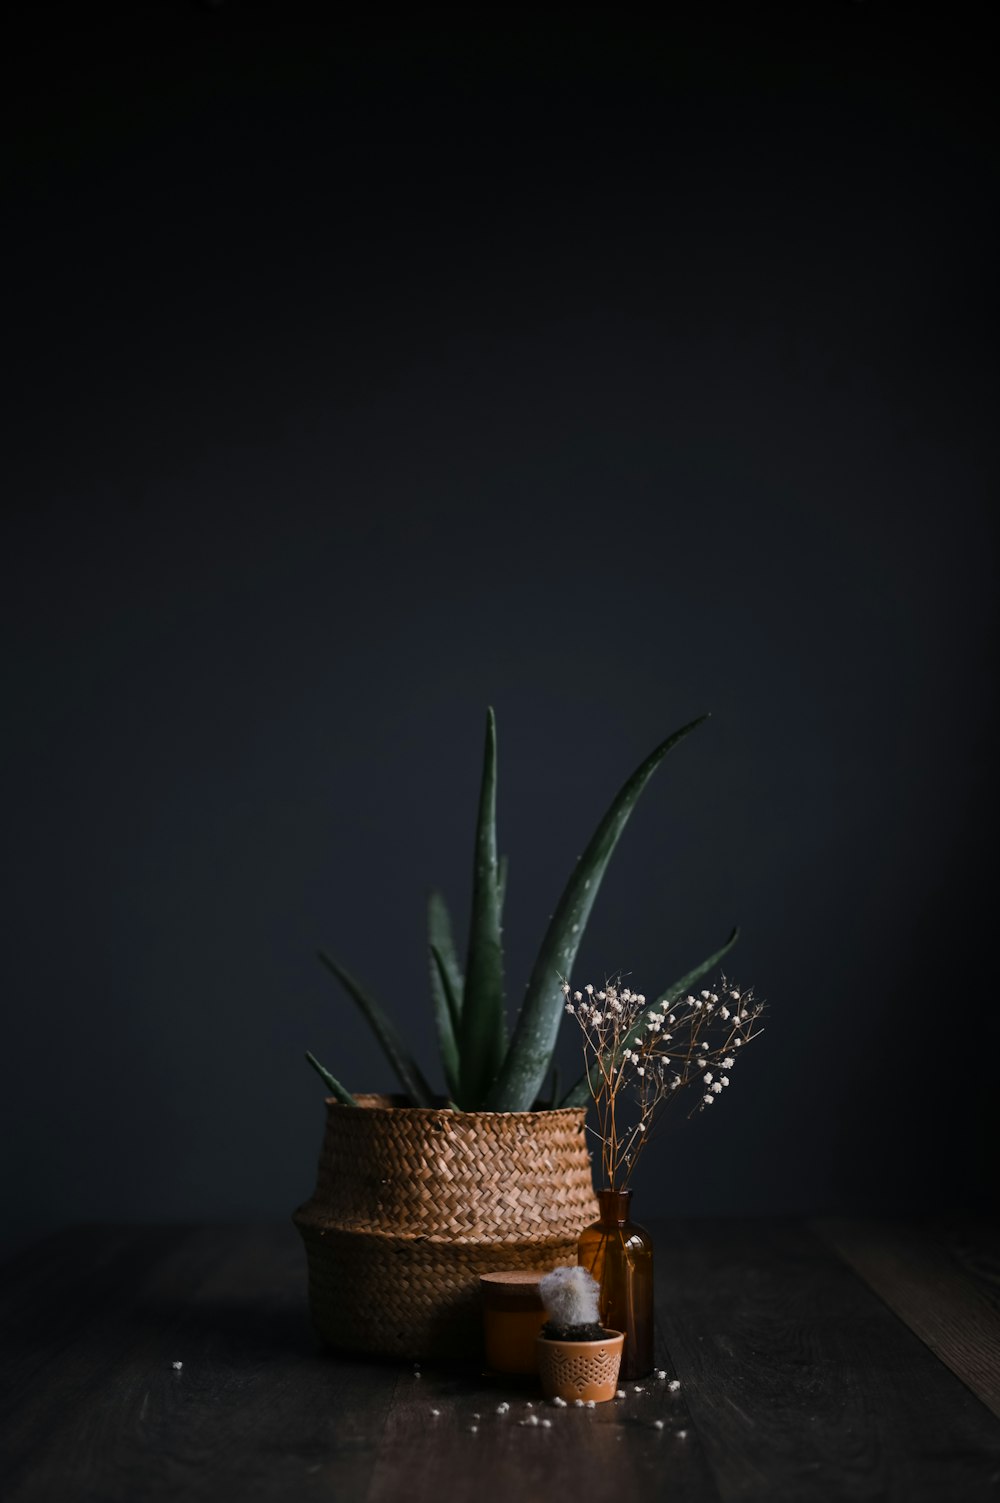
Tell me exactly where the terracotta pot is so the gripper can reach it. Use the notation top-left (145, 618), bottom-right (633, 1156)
top-left (536, 1330), bottom-right (625, 1403)
top-left (293, 1094), bottom-right (597, 1359)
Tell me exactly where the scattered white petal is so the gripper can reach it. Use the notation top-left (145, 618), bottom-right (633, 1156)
top-left (668, 1379), bottom-right (681, 1392)
top-left (541, 1417), bottom-right (552, 1427)
top-left (172, 1361), bottom-right (183, 1371)
top-left (615, 1389), bottom-right (626, 1399)
top-left (431, 1408), bottom-right (440, 1416)
top-left (656, 1370), bottom-right (667, 1379)
top-left (654, 1419), bottom-right (665, 1429)
top-left (585, 1400), bottom-right (596, 1408)
top-left (473, 1412), bottom-right (480, 1420)
top-left (677, 1428), bottom-right (688, 1439)
top-left (551, 1396), bottom-right (567, 1407)
top-left (496, 1403), bottom-right (509, 1414)
top-left (528, 1413), bottom-right (539, 1425)
top-left (573, 1398), bottom-right (585, 1407)
top-left (469, 1425), bottom-right (478, 1433)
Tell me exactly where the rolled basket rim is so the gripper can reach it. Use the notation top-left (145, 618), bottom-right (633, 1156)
top-left (323, 1093), bottom-right (588, 1123)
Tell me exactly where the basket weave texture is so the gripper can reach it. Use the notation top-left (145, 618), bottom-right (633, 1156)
top-left (294, 1094), bottom-right (597, 1358)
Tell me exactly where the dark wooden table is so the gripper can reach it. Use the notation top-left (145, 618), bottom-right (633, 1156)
top-left (2, 1221), bottom-right (999, 1501)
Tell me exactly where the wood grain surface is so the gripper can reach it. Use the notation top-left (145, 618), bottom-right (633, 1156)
top-left (1, 1221), bottom-right (999, 1502)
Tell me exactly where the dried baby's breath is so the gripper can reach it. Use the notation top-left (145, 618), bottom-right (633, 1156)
top-left (561, 973), bottom-right (765, 1188)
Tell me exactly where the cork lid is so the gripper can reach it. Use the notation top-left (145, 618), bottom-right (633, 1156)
top-left (479, 1270), bottom-right (545, 1306)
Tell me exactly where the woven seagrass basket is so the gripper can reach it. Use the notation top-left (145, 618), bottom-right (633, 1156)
top-left (293, 1094), bottom-right (597, 1359)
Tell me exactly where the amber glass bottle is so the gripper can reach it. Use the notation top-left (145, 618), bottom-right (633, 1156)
top-left (577, 1187), bottom-right (654, 1379)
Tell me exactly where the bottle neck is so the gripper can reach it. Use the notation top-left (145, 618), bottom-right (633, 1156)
top-left (597, 1187), bottom-right (632, 1227)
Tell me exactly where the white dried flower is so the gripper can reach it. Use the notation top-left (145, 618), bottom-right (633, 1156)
top-left (671, 1076), bottom-right (681, 1088)
top-left (722, 1057), bottom-right (735, 1069)
top-left (668, 1379), bottom-right (681, 1391)
top-left (564, 1003), bottom-right (575, 1014)
top-left (561, 982), bottom-right (571, 995)
top-left (700, 990), bottom-right (710, 999)
top-left (709, 993), bottom-right (719, 1003)
top-left (698, 1059), bottom-right (707, 1069)
top-left (721, 1076), bottom-right (730, 1086)
top-left (574, 991), bottom-right (582, 1001)
top-left (636, 994), bottom-right (646, 1004)
top-left (735, 1039), bottom-right (743, 1047)
top-left (730, 989), bottom-right (740, 1000)
top-left (573, 1399), bottom-right (584, 1408)
top-left (636, 1066), bottom-right (645, 1076)
top-left (703, 1093), bottom-right (714, 1105)
top-left (712, 1082), bottom-right (723, 1093)
top-left (701, 1041), bottom-right (709, 1050)
top-left (703, 1072), bottom-right (713, 1084)
top-left (668, 1014), bottom-right (676, 1024)
top-left (719, 1006), bottom-right (730, 1020)
top-left (597, 990), bottom-right (606, 1000)
top-left (585, 984), bottom-right (594, 995)
top-left (591, 1012), bottom-right (603, 1025)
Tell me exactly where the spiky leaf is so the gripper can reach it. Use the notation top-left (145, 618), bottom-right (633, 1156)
top-left (560, 925), bottom-right (741, 1107)
top-left (458, 707), bottom-right (507, 1106)
top-left (428, 890), bottom-right (464, 1036)
top-left (317, 950), bottom-right (434, 1107)
top-left (496, 854), bottom-right (508, 919)
top-left (486, 715), bottom-right (709, 1112)
top-left (430, 944), bottom-right (462, 1100)
top-left (304, 1050), bottom-right (357, 1106)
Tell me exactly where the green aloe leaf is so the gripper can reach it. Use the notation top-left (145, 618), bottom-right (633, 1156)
top-left (304, 1050), bottom-right (357, 1106)
top-left (428, 890), bottom-right (464, 1036)
top-left (559, 925), bottom-right (741, 1107)
top-left (317, 950), bottom-right (435, 1107)
top-left (458, 707), bottom-right (507, 1106)
top-left (486, 714), bottom-right (710, 1112)
top-left (429, 944), bottom-right (462, 1101)
top-left (496, 855), bottom-right (508, 920)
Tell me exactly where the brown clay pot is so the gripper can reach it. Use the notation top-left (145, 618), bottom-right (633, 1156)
top-left (536, 1330), bottom-right (625, 1403)
top-left (293, 1094), bottom-right (597, 1359)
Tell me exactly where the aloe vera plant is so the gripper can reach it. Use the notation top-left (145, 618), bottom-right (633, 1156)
top-left (307, 708), bottom-right (738, 1113)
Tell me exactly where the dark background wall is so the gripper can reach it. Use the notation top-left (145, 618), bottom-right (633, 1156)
top-left (3, 5), bottom-right (997, 1257)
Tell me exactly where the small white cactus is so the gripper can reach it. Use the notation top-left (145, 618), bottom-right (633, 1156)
top-left (538, 1266), bottom-right (601, 1329)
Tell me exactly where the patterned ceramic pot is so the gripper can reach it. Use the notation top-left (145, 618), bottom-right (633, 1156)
top-left (536, 1330), bottom-right (626, 1403)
